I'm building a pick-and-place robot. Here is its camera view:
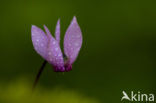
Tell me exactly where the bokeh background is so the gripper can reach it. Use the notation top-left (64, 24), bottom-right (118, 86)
top-left (0, 0), bottom-right (156, 103)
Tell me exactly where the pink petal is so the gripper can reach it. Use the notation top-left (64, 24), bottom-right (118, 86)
top-left (43, 25), bottom-right (53, 39)
top-left (64, 16), bottom-right (82, 64)
top-left (31, 25), bottom-right (48, 59)
top-left (47, 38), bottom-right (65, 71)
top-left (44, 25), bottom-right (65, 71)
top-left (55, 19), bottom-right (60, 44)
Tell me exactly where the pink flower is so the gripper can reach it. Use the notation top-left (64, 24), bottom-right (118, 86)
top-left (31, 16), bottom-right (82, 72)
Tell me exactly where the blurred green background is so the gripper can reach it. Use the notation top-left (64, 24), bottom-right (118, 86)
top-left (0, 0), bottom-right (156, 103)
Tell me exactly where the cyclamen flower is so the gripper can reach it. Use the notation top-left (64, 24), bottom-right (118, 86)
top-left (31, 16), bottom-right (82, 72)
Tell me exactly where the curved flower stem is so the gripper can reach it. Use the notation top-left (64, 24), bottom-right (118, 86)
top-left (32, 60), bottom-right (47, 91)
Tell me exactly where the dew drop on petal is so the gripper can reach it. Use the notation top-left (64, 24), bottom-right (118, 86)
top-left (55, 48), bottom-right (58, 51)
top-left (41, 43), bottom-right (44, 47)
top-left (58, 53), bottom-right (61, 57)
top-left (53, 41), bottom-right (56, 45)
top-left (75, 42), bottom-right (79, 46)
top-left (36, 39), bottom-right (39, 42)
top-left (48, 52), bottom-right (51, 55)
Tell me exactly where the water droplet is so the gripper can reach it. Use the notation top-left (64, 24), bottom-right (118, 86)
top-left (77, 35), bottom-right (80, 38)
top-left (58, 53), bottom-right (61, 57)
top-left (75, 43), bottom-right (79, 46)
top-left (55, 48), bottom-right (58, 51)
top-left (48, 52), bottom-right (51, 55)
top-left (41, 44), bottom-right (44, 47)
top-left (53, 41), bottom-right (56, 45)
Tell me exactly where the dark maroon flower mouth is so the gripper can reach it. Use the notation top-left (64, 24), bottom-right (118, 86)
top-left (53, 66), bottom-right (65, 72)
top-left (64, 63), bottom-right (72, 72)
top-left (53, 63), bottom-right (72, 72)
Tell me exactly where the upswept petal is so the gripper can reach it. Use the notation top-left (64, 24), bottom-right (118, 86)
top-left (43, 25), bottom-right (53, 39)
top-left (55, 19), bottom-right (60, 44)
top-left (64, 16), bottom-right (82, 64)
top-left (31, 25), bottom-right (48, 59)
top-left (44, 25), bottom-right (65, 71)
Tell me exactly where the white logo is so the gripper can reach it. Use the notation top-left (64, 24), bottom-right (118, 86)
top-left (121, 91), bottom-right (155, 102)
top-left (121, 91), bottom-right (130, 101)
